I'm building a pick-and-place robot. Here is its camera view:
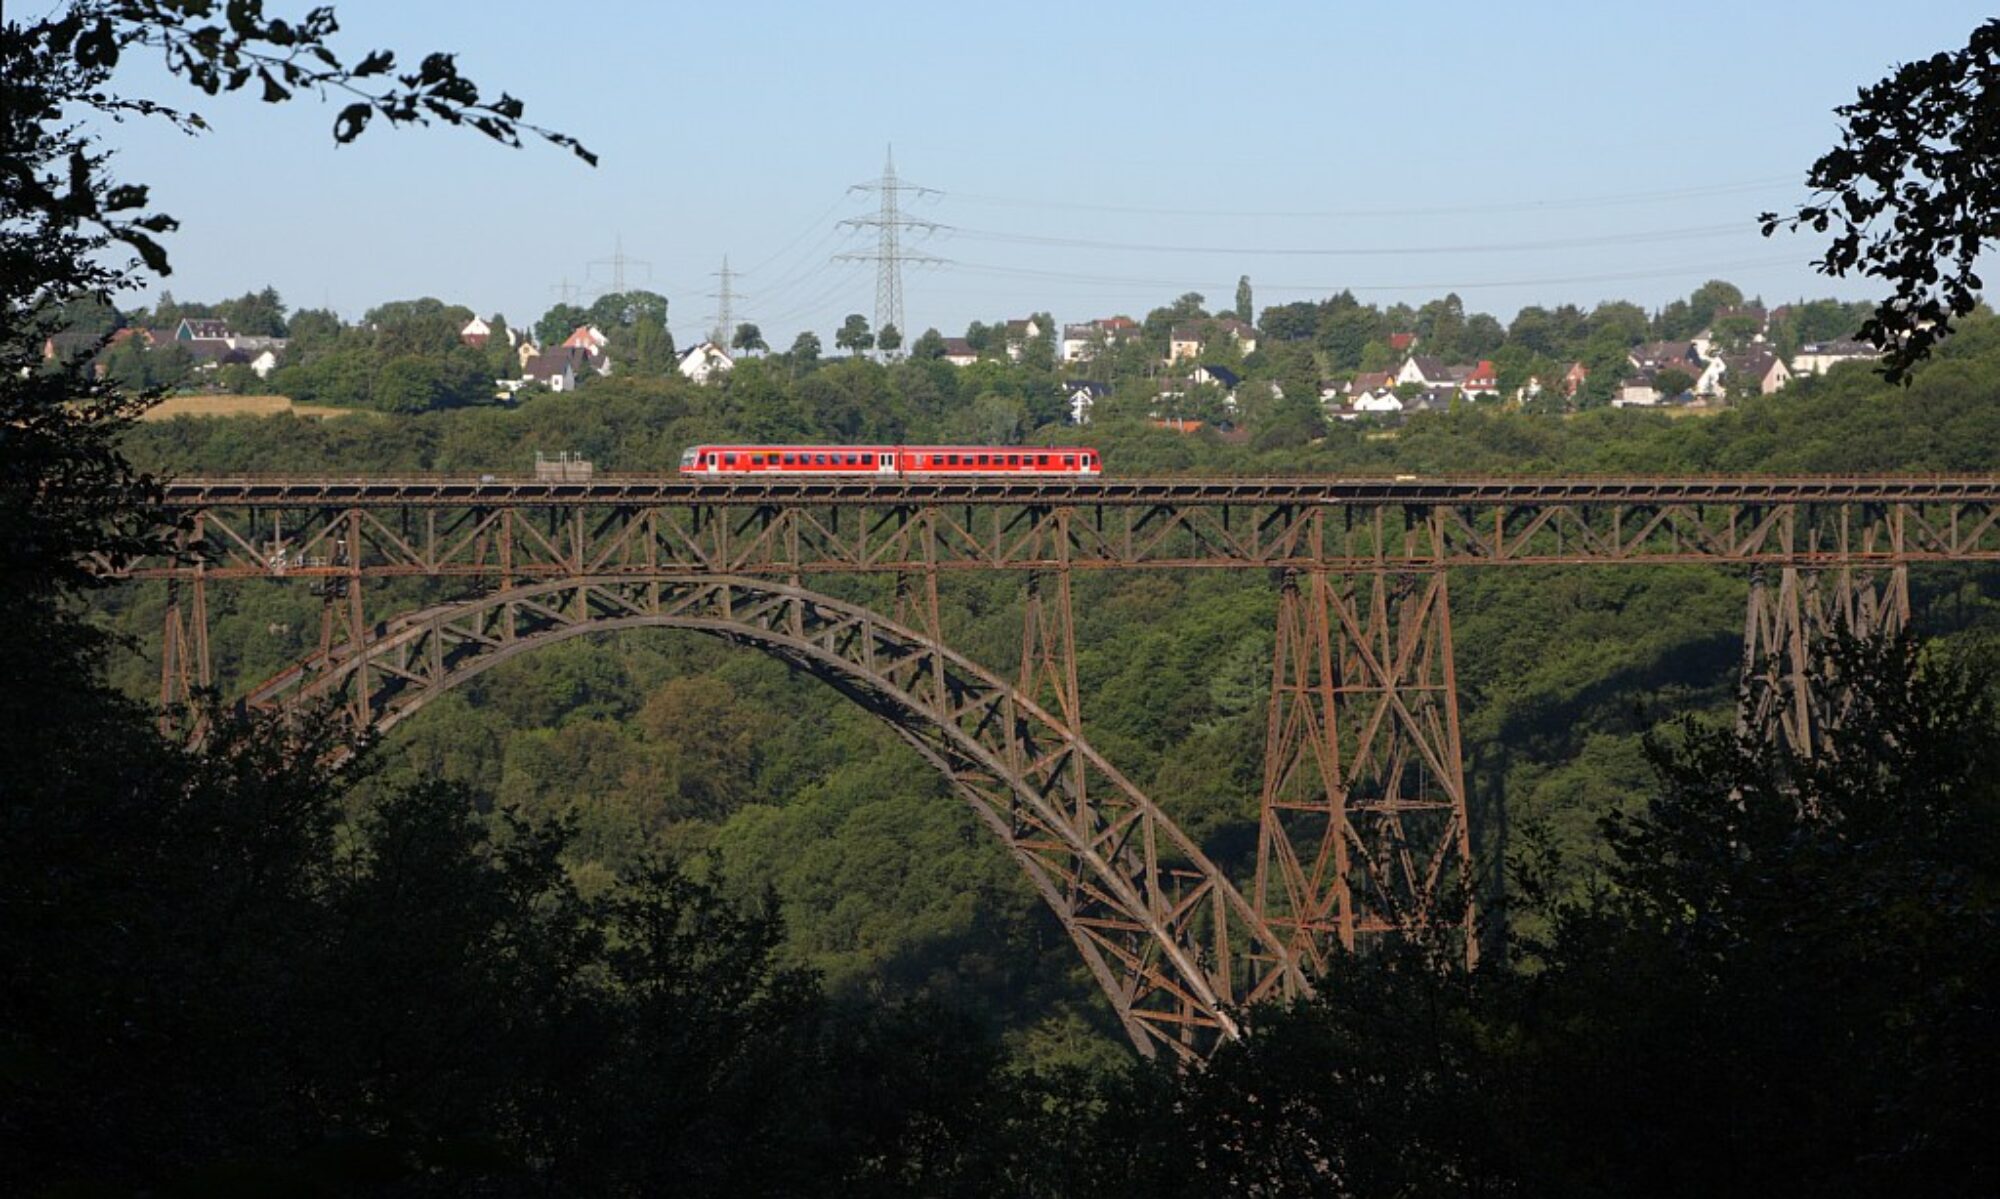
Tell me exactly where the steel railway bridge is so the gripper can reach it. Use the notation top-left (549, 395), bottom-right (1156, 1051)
top-left (110, 473), bottom-right (2000, 1060)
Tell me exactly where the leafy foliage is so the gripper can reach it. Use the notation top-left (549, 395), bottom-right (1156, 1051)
top-left (1763, 19), bottom-right (2000, 379)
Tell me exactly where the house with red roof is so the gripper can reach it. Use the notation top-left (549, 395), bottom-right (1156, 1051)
top-left (1060, 317), bottom-right (1139, 363)
top-left (1460, 360), bottom-right (1499, 400)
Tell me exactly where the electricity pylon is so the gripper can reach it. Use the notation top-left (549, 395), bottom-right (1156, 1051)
top-left (835, 146), bottom-right (945, 351)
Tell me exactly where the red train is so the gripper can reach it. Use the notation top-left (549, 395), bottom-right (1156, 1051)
top-left (677, 444), bottom-right (1102, 476)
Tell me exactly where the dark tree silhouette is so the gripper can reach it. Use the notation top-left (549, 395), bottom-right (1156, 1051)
top-left (1763, 18), bottom-right (2000, 380)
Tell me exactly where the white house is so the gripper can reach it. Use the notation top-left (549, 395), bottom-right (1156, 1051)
top-left (1341, 371), bottom-right (1396, 397)
top-left (1189, 364), bottom-right (1240, 390)
top-left (1612, 377), bottom-right (1661, 408)
top-left (1348, 391), bottom-right (1405, 419)
top-left (1002, 317), bottom-right (1045, 362)
top-left (1396, 356), bottom-right (1449, 389)
top-left (1214, 317), bottom-right (1258, 356)
top-left (1790, 339), bottom-right (1876, 377)
top-left (676, 341), bottom-right (734, 383)
top-left (460, 316), bottom-right (491, 346)
top-left (940, 337), bottom-right (979, 367)
top-left (522, 350), bottom-right (578, 392)
top-left (1724, 349), bottom-right (1793, 396)
top-left (1167, 317), bottom-right (1259, 363)
top-left (1060, 317), bottom-right (1138, 363)
top-left (1692, 355), bottom-right (1729, 399)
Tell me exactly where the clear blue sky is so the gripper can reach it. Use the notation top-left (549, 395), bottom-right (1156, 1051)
top-left (103, 1), bottom-right (1996, 347)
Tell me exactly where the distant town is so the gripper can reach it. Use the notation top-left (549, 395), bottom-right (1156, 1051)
top-left (43, 280), bottom-right (1886, 436)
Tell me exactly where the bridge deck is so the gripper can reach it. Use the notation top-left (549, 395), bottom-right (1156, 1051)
top-left (158, 474), bottom-right (2000, 507)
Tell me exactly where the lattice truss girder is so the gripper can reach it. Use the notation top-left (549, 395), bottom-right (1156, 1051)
top-left (1254, 570), bottom-right (1476, 977)
top-left (111, 498), bottom-right (2000, 582)
top-left (241, 572), bottom-right (1307, 1061)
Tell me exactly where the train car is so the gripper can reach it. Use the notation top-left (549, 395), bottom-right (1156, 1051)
top-left (678, 445), bottom-right (899, 474)
top-left (895, 446), bottom-right (1101, 475)
top-left (678, 444), bottom-right (1102, 476)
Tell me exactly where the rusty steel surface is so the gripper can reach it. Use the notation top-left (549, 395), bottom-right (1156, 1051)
top-left (131, 474), bottom-right (1981, 1056)
top-left (156, 473), bottom-right (2000, 508)
top-left (107, 477), bottom-right (2000, 584)
top-left (225, 573), bottom-right (1308, 1060)
top-left (1741, 564), bottom-right (1911, 756)
top-left (1255, 572), bottom-right (1476, 976)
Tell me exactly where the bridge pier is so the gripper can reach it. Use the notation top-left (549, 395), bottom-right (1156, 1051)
top-left (1740, 563), bottom-right (1910, 755)
top-left (158, 516), bottom-right (212, 735)
top-left (1254, 569), bottom-right (1477, 977)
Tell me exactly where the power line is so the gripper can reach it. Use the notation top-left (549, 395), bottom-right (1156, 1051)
top-left (753, 224), bottom-right (856, 303)
top-left (935, 220), bottom-right (1754, 258)
top-left (740, 194), bottom-right (852, 278)
top-left (941, 253), bottom-right (1807, 297)
top-left (756, 261), bottom-right (869, 331)
top-left (942, 176), bottom-right (1800, 221)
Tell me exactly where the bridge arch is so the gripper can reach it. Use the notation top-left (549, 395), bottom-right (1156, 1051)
top-left (244, 574), bottom-right (1306, 1059)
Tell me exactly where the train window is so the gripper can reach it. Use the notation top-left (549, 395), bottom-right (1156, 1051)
top-left (811, 453), bottom-right (823, 465)
top-left (783, 454), bottom-right (795, 465)
top-left (1037, 455), bottom-right (1051, 467)
top-left (724, 454), bottom-right (736, 465)
top-left (862, 454), bottom-right (874, 466)
top-left (947, 454), bottom-right (959, 465)
top-left (1063, 455), bottom-right (1075, 467)
top-left (844, 454), bottom-right (856, 465)
top-left (1008, 455), bottom-right (1020, 466)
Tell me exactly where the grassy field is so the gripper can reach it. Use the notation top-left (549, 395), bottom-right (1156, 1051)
top-left (139, 394), bottom-right (362, 421)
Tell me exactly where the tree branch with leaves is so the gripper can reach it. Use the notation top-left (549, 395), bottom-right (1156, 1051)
top-left (1762, 19), bottom-right (2000, 381)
